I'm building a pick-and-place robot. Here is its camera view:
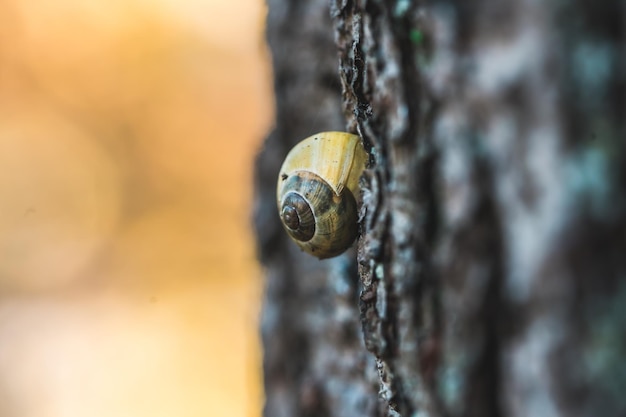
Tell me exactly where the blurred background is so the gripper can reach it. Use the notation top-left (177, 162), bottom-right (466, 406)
top-left (0, 1), bottom-right (272, 416)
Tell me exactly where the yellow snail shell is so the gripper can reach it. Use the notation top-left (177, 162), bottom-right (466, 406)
top-left (276, 132), bottom-right (367, 259)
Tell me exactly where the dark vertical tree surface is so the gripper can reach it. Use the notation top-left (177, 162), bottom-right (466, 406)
top-left (254, 1), bottom-right (382, 416)
top-left (254, 1), bottom-right (626, 417)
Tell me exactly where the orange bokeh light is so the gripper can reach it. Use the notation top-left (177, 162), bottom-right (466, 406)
top-left (0, 1), bottom-right (272, 416)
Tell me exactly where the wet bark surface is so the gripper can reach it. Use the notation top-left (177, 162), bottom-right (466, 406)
top-left (255, 0), bottom-right (626, 416)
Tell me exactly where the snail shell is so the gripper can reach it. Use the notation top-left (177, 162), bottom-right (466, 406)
top-left (276, 132), bottom-right (367, 259)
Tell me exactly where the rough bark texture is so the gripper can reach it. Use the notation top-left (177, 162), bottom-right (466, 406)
top-left (255, 0), bottom-right (626, 416)
top-left (254, 1), bottom-right (381, 417)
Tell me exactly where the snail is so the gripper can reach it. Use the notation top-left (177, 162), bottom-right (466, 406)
top-left (276, 132), bottom-right (367, 259)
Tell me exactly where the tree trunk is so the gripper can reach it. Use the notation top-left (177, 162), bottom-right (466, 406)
top-left (254, 1), bottom-right (626, 417)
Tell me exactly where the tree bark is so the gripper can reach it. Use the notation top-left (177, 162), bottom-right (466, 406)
top-left (254, 1), bottom-right (382, 417)
top-left (255, 1), bottom-right (626, 416)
